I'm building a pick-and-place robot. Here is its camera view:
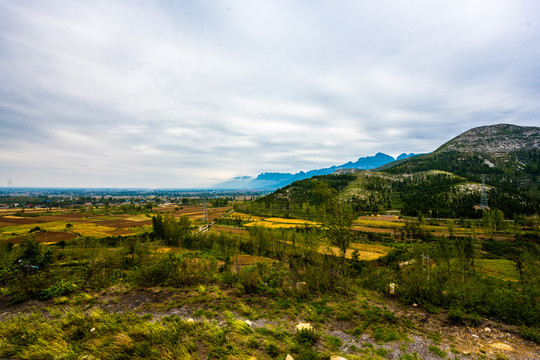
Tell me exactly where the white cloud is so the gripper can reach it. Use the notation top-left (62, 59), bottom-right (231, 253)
top-left (1, 0), bottom-right (539, 187)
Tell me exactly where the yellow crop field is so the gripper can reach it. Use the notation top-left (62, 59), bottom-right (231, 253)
top-left (353, 218), bottom-right (405, 228)
top-left (124, 215), bottom-right (152, 222)
top-left (70, 223), bottom-right (118, 238)
top-left (0, 221), bottom-right (72, 240)
top-left (231, 212), bottom-right (262, 221)
top-left (318, 242), bottom-right (391, 260)
top-left (350, 242), bottom-right (392, 254)
top-left (263, 217), bottom-right (318, 225)
top-left (245, 221), bottom-right (312, 229)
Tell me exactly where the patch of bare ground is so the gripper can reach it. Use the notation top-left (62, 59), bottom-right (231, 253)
top-left (8, 231), bottom-right (76, 244)
top-left (364, 295), bottom-right (540, 360)
top-left (0, 216), bottom-right (48, 225)
top-left (211, 225), bottom-right (249, 235)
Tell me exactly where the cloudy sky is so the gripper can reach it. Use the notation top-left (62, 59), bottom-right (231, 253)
top-left (1, 0), bottom-right (539, 188)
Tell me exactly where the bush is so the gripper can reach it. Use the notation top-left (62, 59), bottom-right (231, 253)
top-left (238, 266), bottom-right (260, 294)
top-left (521, 326), bottom-right (539, 344)
top-left (323, 335), bottom-right (342, 351)
top-left (296, 328), bottom-right (320, 346)
top-left (266, 343), bottom-right (280, 358)
top-left (38, 279), bottom-right (78, 300)
top-left (428, 345), bottom-right (447, 358)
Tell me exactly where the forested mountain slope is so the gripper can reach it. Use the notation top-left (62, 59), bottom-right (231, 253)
top-left (384, 124), bottom-right (540, 199)
top-left (241, 124), bottom-right (540, 219)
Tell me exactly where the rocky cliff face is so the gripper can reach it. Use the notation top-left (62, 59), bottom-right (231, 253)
top-left (437, 124), bottom-right (540, 155)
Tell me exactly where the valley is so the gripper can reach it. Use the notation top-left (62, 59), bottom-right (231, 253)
top-left (0, 124), bottom-right (538, 360)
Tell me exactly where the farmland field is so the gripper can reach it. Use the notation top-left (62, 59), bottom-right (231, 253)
top-left (476, 259), bottom-right (520, 282)
top-left (0, 205), bottom-right (230, 243)
top-left (0, 200), bottom-right (538, 360)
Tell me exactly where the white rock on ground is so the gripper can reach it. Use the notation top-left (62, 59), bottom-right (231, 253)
top-left (286, 354), bottom-right (294, 360)
top-left (490, 342), bottom-right (513, 351)
top-left (295, 323), bottom-right (313, 331)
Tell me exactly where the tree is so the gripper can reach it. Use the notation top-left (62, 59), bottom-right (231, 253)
top-left (156, 214), bottom-right (191, 246)
top-left (447, 219), bottom-right (454, 238)
top-left (325, 200), bottom-right (355, 271)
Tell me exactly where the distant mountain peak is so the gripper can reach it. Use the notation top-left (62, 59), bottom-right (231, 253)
top-left (397, 153), bottom-right (416, 160)
top-left (214, 152), bottom-right (415, 190)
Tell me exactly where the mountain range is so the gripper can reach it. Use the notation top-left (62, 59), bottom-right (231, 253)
top-left (214, 152), bottom-right (416, 190)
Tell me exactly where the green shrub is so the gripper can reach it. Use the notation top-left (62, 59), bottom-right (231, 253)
top-left (428, 345), bottom-right (447, 358)
top-left (521, 326), bottom-right (539, 344)
top-left (38, 279), bottom-right (78, 300)
top-left (238, 266), bottom-right (261, 294)
top-left (399, 353), bottom-right (420, 360)
top-left (323, 335), bottom-right (342, 351)
top-left (372, 325), bottom-right (399, 342)
top-left (266, 342), bottom-right (280, 358)
top-left (375, 347), bottom-right (388, 357)
top-left (296, 328), bottom-right (320, 346)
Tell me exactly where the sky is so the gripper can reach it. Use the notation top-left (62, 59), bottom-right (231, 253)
top-left (1, 0), bottom-right (539, 188)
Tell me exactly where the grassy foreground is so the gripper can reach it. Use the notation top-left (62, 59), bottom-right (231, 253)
top-left (0, 206), bottom-right (539, 359)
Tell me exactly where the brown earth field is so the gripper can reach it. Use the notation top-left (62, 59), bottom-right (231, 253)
top-left (210, 225), bottom-right (248, 235)
top-left (9, 231), bottom-right (77, 244)
top-left (230, 254), bottom-right (277, 273)
top-left (0, 216), bottom-right (49, 225)
top-left (92, 219), bottom-right (152, 228)
top-left (154, 206), bottom-right (204, 214)
top-left (38, 213), bottom-right (100, 221)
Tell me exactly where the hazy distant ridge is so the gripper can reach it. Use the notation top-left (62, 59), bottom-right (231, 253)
top-left (214, 152), bottom-right (415, 190)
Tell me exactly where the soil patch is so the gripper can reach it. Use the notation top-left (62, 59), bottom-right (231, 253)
top-left (94, 219), bottom-right (152, 228)
top-left (0, 216), bottom-right (47, 225)
top-left (8, 231), bottom-right (76, 244)
top-left (211, 226), bottom-right (248, 235)
top-left (231, 254), bottom-right (277, 273)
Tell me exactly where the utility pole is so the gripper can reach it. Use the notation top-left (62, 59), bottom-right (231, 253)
top-left (421, 253), bottom-right (431, 280)
top-left (202, 199), bottom-right (208, 223)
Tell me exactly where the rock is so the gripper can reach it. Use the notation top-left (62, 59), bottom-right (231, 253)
top-left (187, 318), bottom-right (194, 323)
top-left (484, 327), bottom-right (491, 332)
top-left (90, 328), bottom-right (95, 333)
top-left (330, 356), bottom-right (348, 360)
top-left (412, 303), bottom-right (417, 307)
top-left (472, 334), bottom-right (479, 339)
top-left (295, 323), bottom-right (313, 331)
top-left (286, 355), bottom-right (294, 360)
top-left (245, 319), bottom-right (253, 327)
top-left (490, 342), bottom-right (513, 351)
